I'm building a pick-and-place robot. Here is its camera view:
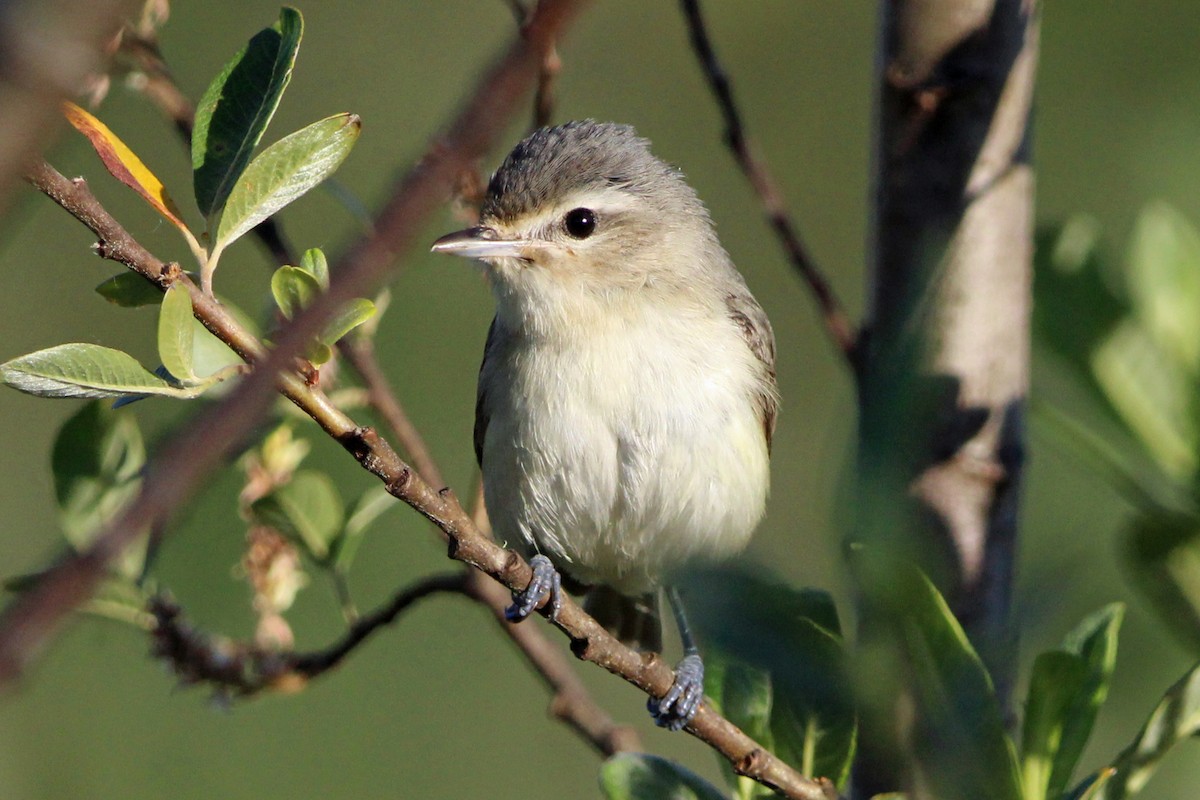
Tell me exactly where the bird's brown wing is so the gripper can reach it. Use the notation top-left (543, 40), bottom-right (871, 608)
top-left (474, 317), bottom-right (500, 467)
top-left (726, 291), bottom-right (778, 452)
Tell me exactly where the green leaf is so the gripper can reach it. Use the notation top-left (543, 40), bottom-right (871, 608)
top-left (1126, 202), bottom-right (1200, 373)
top-left (51, 401), bottom-right (147, 578)
top-left (1049, 604), bottom-right (1124, 797)
top-left (214, 113), bottom-right (361, 252)
top-left (1090, 660), bottom-right (1200, 799)
top-left (683, 566), bottom-right (855, 789)
top-left (849, 549), bottom-right (1022, 800)
top-left (192, 7), bottom-right (303, 219)
top-left (1125, 511), bottom-right (1200, 651)
top-left (250, 470), bottom-right (344, 561)
top-left (1021, 651), bottom-right (1089, 800)
top-left (0, 343), bottom-right (200, 399)
top-left (271, 265), bottom-right (321, 319)
top-left (1092, 319), bottom-right (1196, 480)
top-left (1066, 769), bottom-right (1117, 800)
top-left (703, 648), bottom-right (774, 798)
top-left (599, 753), bottom-right (728, 800)
top-left (157, 284), bottom-right (196, 383)
top-left (319, 298), bottom-right (376, 347)
top-left (331, 485), bottom-right (397, 573)
top-left (95, 272), bottom-right (163, 307)
top-left (299, 247), bottom-right (329, 288)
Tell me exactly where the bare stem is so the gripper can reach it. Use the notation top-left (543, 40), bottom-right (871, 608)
top-left (678, 0), bottom-right (858, 364)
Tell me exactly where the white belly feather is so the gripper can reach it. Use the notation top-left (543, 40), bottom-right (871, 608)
top-left (481, 306), bottom-right (770, 595)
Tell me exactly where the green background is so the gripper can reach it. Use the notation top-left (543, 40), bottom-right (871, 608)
top-left (1, 1), bottom-right (1199, 797)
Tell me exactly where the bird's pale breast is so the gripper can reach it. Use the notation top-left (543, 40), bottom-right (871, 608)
top-left (481, 300), bottom-right (770, 595)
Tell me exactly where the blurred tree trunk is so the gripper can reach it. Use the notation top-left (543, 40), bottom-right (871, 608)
top-left (853, 1), bottom-right (1038, 795)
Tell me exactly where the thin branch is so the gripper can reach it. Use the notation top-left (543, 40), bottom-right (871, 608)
top-left (290, 573), bottom-right (467, 678)
top-left (338, 337), bottom-right (447, 491)
top-left (0, 0), bottom-right (127, 218)
top-left (148, 573), bottom-right (467, 694)
top-left (678, 0), bottom-right (859, 365)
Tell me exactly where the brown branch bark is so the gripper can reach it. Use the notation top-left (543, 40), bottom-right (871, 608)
top-left (852, 1), bottom-right (1037, 795)
top-left (0, 6), bottom-right (837, 795)
top-left (679, 0), bottom-right (858, 363)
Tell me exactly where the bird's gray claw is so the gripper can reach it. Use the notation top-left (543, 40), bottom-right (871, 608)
top-left (505, 554), bottom-right (563, 622)
top-left (648, 653), bottom-right (705, 731)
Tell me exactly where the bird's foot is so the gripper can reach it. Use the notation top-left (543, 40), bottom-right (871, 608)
top-left (505, 554), bottom-right (563, 622)
top-left (648, 653), bottom-right (704, 731)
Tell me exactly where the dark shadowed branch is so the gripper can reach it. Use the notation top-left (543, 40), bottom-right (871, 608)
top-left (679, 0), bottom-right (858, 364)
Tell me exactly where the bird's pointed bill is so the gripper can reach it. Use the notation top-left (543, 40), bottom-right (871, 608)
top-left (430, 227), bottom-right (544, 260)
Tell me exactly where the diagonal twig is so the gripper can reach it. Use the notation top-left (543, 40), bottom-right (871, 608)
top-left (679, 0), bottom-right (859, 365)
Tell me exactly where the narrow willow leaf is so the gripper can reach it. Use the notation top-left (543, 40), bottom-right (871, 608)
top-left (1048, 604), bottom-right (1124, 798)
top-left (703, 648), bottom-right (776, 799)
top-left (319, 298), bottom-right (376, 347)
top-left (214, 113), bottom-right (361, 252)
top-left (250, 470), bottom-right (344, 561)
top-left (331, 485), bottom-right (397, 572)
top-left (95, 272), bottom-right (164, 307)
top-left (299, 247), bottom-right (329, 288)
top-left (599, 753), bottom-right (727, 800)
top-left (1092, 320), bottom-right (1196, 480)
top-left (1020, 651), bottom-right (1089, 800)
top-left (1067, 768), bottom-right (1117, 800)
top-left (51, 401), bottom-right (147, 578)
top-left (271, 265), bottom-right (321, 319)
top-left (63, 101), bottom-right (189, 232)
top-left (191, 318), bottom-right (244, 383)
top-left (1, 344), bottom-right (194, 399)
top-left (849, 549), bottom-right (1022, 800)
top-left (157, 284), bottom-right (196, 382)
top-left (1126, 202), bottom-right (1200, 373)
top-left (1126, 512), bottom-right (1200, 650)
top-left (684, 566), bottom-right (855, 789)
top-left (1091, 661), bottom-right (1200, 799)
top-left (192, 7), bottom-right (303, 218)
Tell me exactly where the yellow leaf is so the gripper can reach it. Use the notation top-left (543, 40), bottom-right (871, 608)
top-left (62, 101), bottom-right (190, 233)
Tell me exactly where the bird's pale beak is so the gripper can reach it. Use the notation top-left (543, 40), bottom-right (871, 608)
top-left (430, 226), bottom-right (542, 260)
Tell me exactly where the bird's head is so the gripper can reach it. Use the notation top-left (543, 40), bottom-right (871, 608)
top-left (432, 120), bottom-right (726, 318)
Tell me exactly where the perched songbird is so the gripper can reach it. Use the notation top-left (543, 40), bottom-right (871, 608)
top-left (432, 120), bottom-right (777, 730)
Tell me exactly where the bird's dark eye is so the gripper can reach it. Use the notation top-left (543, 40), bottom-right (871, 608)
top-left (563, 208), bottom-right (597, 239)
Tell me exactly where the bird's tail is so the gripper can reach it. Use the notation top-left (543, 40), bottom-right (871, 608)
top-left (583, 586), bottom-right (662, 653)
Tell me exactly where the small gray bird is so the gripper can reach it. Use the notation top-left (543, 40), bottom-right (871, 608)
top-left (432, 120), bottom-right (777, 730)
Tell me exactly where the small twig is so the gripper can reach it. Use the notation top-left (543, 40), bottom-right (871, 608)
top-left (290, 572), bottom-right (467, 678)
top-left (465, 476), bottom-right (641, 755)
top-left (678, 0), bottom-right (859, 365)
top-left (507, 0), bottom-right (561, 130)
top-left (339, 337), bottom-right (447, 491)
